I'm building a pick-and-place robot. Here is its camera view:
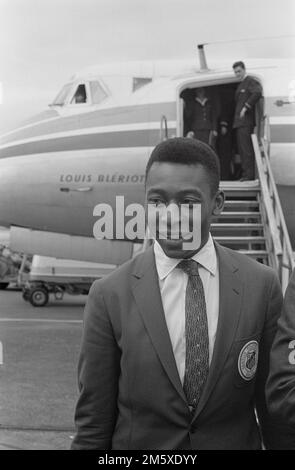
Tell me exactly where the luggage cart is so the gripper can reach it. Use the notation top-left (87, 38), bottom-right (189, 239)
top-left (21, 255), bottom-right (116, 307)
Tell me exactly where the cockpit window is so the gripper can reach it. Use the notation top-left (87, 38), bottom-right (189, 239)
top-left (71, 84), bottom-right (87, 104)
top-left (52, 80), bottom-right (109, 108)
top-left (132, 77), bottom-right (152, 92)
top-left (89, 81), bottom-right (108, 104)
top-left (52, 83), bottom-right (72, 106)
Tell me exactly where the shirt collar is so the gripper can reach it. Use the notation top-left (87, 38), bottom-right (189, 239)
top-left (154, 234), bottom-right (217, 281)
top-left (195, 97), bottom-right (208, 106)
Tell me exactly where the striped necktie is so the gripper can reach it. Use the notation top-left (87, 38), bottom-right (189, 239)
top-left (177, 259), bottom-right (209, 410)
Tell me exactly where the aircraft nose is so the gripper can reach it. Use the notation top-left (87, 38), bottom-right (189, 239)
top-left (0, 157), bottom-right (26, 228)
top-left (0, 152), bottom-right (96, 236)
top-left (0, 154), bottom-right (60, 230)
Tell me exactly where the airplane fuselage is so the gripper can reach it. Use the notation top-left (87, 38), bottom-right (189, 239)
top-left (0, 59), bottom-right (294, 258)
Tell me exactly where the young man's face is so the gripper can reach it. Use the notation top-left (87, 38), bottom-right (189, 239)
top-left (234, 66), bottom-right (246, 81)
top-left (145, 162), bottom-right (224, 259)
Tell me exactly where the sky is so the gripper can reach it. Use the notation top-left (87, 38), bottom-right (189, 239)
top-left (0, 0), bottom-right (294, 133)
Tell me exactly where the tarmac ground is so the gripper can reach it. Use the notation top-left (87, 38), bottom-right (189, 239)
top-left (0, 286), bottom-right (85, 450)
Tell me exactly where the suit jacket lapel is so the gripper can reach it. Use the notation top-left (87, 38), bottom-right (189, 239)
top-left (130, 247), bottom-right (187, 404)
top-left (192, 242), bottom-right (244, 420)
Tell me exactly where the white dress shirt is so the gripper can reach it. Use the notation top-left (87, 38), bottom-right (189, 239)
top-left (195, 97), bottom-right (208, 106)
top-left (153, 234), bottom-right (219, 384)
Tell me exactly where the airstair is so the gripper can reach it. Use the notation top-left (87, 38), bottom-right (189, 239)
top-left (212, 180), bottom-right (265, 260)
top-left (212, 135), bottom-right (294, 292)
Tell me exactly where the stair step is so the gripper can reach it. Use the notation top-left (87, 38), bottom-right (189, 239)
top-left (218, 211), bottom-right (261, 218)
top-left (211, 223), bottom-right (263, 230)
top-left (221, 182), bottom-right (260, 200)
top-left (224, 200), bottom-right (259, 208)
top-left (220, 180), bottom-right (260, 191)
top-left (221, 210), bottom-right (261, 219)
top-left (215, 236), bottom-right (265, 244)
top-left (216, 235), bottom-right (265, 241)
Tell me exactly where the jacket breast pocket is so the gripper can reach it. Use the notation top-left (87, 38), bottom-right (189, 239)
top-left (231, 335), bottom-right (260, 388)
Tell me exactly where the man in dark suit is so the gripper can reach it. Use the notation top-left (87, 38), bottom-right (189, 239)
top-left (71, 137), bottom-right (286, 450)
top-left (233, 61), bottom-right (262, 180)
top-left (266, 269), bottom-right (295, 441)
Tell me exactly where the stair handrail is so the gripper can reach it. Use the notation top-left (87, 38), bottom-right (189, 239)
top-left (261, 137), bottom-right (295, 291)
top-left (252, 135), bottom-right (282, 259)
top-left (252, 134), bottom-right (294, 292)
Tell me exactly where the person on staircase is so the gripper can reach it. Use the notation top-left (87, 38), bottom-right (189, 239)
top-left (232, 61), bottom-right (263, 181)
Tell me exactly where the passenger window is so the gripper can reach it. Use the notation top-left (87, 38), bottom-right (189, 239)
top-left (89, 81), bottom-right (108, 105)
top-left (71, 84), bottom-right (87, 104)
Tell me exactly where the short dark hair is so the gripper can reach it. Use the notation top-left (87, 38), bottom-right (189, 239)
top-left (145, 137), bottom-right (220, 195)
top-left (233, 61), bottom-right (245, 70)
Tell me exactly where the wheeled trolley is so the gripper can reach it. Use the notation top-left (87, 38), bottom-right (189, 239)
top-left (22, 255), bottom-right (116, 307)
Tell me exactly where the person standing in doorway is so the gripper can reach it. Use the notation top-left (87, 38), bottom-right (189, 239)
top-left (186, 87), bottom-right (218, 148)
top-left (233, 61), bottom-right (262, 181)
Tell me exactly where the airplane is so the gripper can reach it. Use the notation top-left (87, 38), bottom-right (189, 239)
top-left (0, 43), bottom-right (294, 268)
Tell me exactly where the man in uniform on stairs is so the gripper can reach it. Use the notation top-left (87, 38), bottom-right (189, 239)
top-left (233, 61), bottom-right (263, 181)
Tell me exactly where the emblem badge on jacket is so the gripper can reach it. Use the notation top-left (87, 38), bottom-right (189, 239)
top-left (238, 340), bottom-right (259, 380)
